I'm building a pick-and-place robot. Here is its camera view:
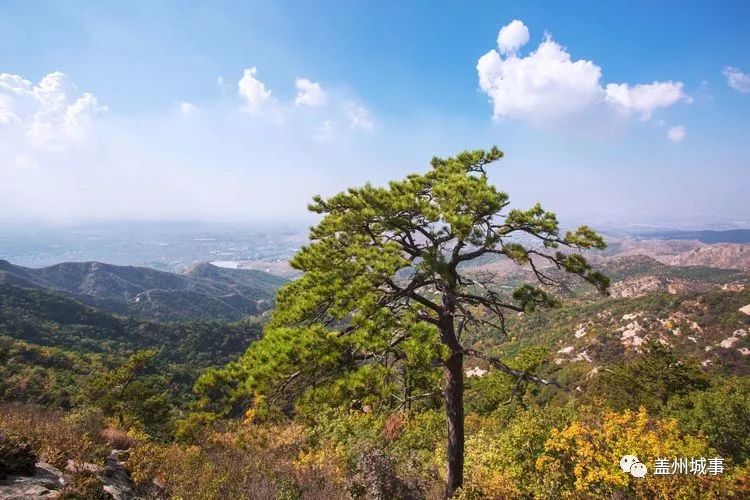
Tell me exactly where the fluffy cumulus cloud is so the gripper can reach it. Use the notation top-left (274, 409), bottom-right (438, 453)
top-left (294, 78), bottom-right (327, 107)
top-left (667, 125), bottom-right (686, 142)
top-left (497, 19), bottom-right (529, 55)
top-left (0, 71), bottom-right (106, 148)
top-left (605, 81), bottom-right (690, 120)
top-left (477, 21), bottom-right (690, 127)
top-left (723, 66), bottom-right (750, 93)
top-left (477, 35), bottom-right (603, 123)
top-left (237, 67), bottom-right (272, 113)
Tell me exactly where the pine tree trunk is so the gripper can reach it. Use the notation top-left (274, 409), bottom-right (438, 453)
top-left (444, 351), bottom-right (464, 498)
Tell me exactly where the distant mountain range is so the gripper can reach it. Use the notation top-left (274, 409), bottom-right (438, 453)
top-left (601, 239), bottom-right (750, 270)
top-left (0, 260), bottom-right (287, 322)
top-left (639, 229), bottom-right (750, 244)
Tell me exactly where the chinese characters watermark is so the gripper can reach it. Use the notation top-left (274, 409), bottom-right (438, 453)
top-left (620, 455), bottom-right (724, 478)
top-left (653, 457), bottom-right (724, 476)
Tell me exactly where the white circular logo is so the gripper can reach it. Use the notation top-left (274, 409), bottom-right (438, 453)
top-left (620, 455), bottom-right (639, 473)
top-left (630, 462), bottom-right (647, 478)
top-left (620, 455), bottom-right (647, 477)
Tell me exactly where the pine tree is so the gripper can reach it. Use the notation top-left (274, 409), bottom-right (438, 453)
top-left (197, 147), bottom-right (609, 496)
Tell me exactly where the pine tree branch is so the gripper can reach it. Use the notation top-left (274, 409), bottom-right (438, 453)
top-left (463, 348), bottom-right (561, 388)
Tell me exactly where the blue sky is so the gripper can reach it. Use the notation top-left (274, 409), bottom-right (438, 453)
top-left (1, 1), bottom-right (749, 226)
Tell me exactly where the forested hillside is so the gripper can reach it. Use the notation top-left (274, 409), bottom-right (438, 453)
top-left (2, 262), bottom-right (749, 497)
top-left (0, 283), bottom-right (263, 443)
top-left (0, 260), bottom-right (286, 322)
top-left (1, 150), bottom-right (748, 499)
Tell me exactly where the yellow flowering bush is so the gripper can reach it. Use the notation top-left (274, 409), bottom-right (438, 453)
top-left (536, 407), bottom-right (747, 498)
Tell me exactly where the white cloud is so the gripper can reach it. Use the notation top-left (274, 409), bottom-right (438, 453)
top-left (237, 67), bottom-right (271, 113)
top-left (345, 101), bottom-right (374, 130)
top-left (234, 70), bottom-right (374, 138)
top-left (0, 69), bottom-right (387, 223)
top-left (0, 68), bottom-right (745, 226)
top-left (497, 19), bottom-right (529, 55)
top-left (605, 81), bottom-right (690, 120)
top-left (180, 101), bottom-right (197, 116)
top-left (667, 125), bottom-right (686, 142)
top-left (723, 66), bottom-right (750, 93)
top-left (477, 34), bottom-right (603, 123)
top-left (0, 71), bottom-right (106, 148)
top-left (294, 78), bottom-right (327, 107)
top-left (477, 21), bottom-right (690, 127)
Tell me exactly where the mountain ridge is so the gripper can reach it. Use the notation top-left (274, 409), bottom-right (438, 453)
top-left (0, 259), bottom-right (286, 322)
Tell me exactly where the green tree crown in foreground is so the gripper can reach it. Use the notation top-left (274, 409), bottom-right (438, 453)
top-left (195, 146), bottom-right (609, 495)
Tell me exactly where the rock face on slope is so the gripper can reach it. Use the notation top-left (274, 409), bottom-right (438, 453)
top-left (608, 275), bottom-right (718, 298)
top-left (659, 243), bottom-right (750, 270)
top-left (101, 451), bottom-right (138, 500)
top-left (0, 451), bottom-right (138, 500)
top-left (609, 275), bottom-right (666, 298)
top-left (0, 462), bottom-right (67, 499)
top-left (0, 260), bottom-right (286, 322)
top-left (586, 238), bottom-right (750, 271)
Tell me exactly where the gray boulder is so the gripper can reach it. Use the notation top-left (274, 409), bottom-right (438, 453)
top-left (101, 451), bottom-right (138, 500)
top-left (0, 462), bottom-right (67, 499)
top-left (0, 451), bottom-right (138, 500)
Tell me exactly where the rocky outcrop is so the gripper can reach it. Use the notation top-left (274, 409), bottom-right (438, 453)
top-left (0, 462), bottom-right (67, 499)
top-left (659, 243), bottom-right (750, 270)
top-left (0, 451), bottom-right (138, 500)
top-left (101, 451), bottom-right (138, 500)
top-left (609, 276), bottom-right (665, 298)
top-left (609, 275), bottom-right (717, 298)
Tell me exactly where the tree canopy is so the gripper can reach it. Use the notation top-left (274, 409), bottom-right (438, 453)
top-left (196, 146), bottom-right (610, 495)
